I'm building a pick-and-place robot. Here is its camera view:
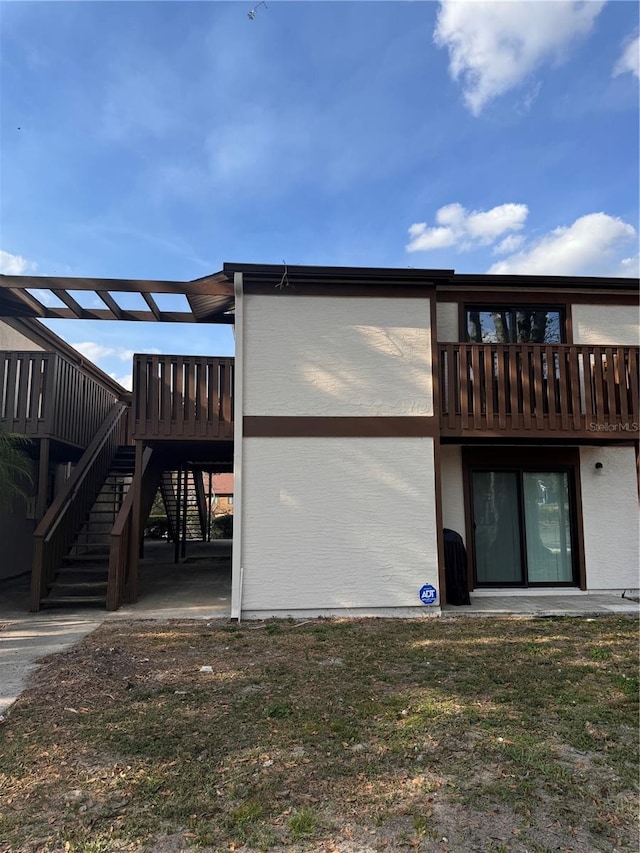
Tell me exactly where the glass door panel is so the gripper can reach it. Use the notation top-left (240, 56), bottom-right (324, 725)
top-left (472, 471), bottom-right (523, 584)
top-left (523, 472), bottom-right (573, 583)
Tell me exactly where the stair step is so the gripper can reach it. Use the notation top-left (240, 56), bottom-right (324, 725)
top-left (49, 581), bottom-right (108, 592)
top-left (41, 596), bottom-right (106, 607)
top-left (56, 565), bottom-right (108, 574)
top-left (62, 554), bottom-right (109, 564)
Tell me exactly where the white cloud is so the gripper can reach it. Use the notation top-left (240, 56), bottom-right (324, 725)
top-left (110, 373), bottom-right (133, 391)
top-left (493, 234), bottom-right (525, 255)
top-left (407, 202), bottom-right (528, 252)
top-left (434, 0), bottom-right (605, 114)
top-left (618, 254), bottom-right (640, 276)
top-left (487, 213), bottom-right (638, 276)
top-left (0, 249), bottom-right (36, 275)
top-left (71, 341), bottom-right (135, 363)
top-left (613, 34), bottom-right (639, 80)
top-left (71, 342), bottom-right (159, 363)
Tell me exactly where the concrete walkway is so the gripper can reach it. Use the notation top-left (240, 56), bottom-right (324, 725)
top-left (442, 591), bottom-right (640, 617)
top-left (1, 543), bottom-right (638, 717)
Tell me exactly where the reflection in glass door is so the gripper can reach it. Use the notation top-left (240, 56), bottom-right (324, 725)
top-left (523, 473), bottom-right (573, 583)
top-left (472, 470), bottom-right (575, 586)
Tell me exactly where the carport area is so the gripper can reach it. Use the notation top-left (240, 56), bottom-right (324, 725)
top-left (0, 539), bottom-right (232, 621)
top-left (117, 539), bottom-right (232, 619)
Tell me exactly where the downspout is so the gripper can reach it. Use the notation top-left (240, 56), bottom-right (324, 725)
top-left (231, 272), bottom-right (244, 621)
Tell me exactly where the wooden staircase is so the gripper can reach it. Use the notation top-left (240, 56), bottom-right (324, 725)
top-left (160, 469), bottom-right (207, 542)
top-left (41, 446), bottom-right (136, 607)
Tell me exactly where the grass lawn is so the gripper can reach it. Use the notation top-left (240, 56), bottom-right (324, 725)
top-left (0, 615), bottom-right (638, 853)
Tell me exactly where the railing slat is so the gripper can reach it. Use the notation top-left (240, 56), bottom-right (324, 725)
top-left (521, 347), bottom-right (532, 430)
top-left (508, 347), bottom-right (520, 428)
top-left (592, 347), bottom-right (606, 420)
top-left (447, 346), bottom-right (457, 430)
top-left (471, 345), bottom-right (482, 429)
top-left (484, 347), bottom-right (494, 429)
top-left (552, 345), bottom-right (569, 431)
top-left (616, 348), bottom-right (628, 424)
top-left (568, 346), bottom-right (582, 430)
top-left (605, 347), bottom-right (617, 420)
top-left (460, 345), bottom-right (469, 430)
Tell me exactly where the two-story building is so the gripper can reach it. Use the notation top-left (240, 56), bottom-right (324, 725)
top-left (1, 264), bottom-right (638, 616)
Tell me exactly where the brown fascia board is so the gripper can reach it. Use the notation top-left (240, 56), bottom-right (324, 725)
top-left (449, 273), bottom-right (640, 292)
top-left (223, 262), bottom-right (455, 286)
top-left (3, 317), bottom-right (129, 398)
top-left (224, 263), bottom-right (639, 294)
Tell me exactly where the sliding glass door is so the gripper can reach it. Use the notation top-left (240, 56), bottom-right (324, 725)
top-left (472, 469), bottom-right (575, 586)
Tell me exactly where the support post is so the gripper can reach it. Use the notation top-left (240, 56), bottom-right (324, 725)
top-left (35, 438), bottom-right (50, 521)
top-left (181, 467), bottom-right (188, 559)
top-left (174, 467), bottom-right (182, 564)
top-left (127, 439), bottom-right (144, 603)
top-left (231, 271), bottom-right (244, 620)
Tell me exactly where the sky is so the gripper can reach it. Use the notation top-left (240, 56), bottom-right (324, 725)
top-left (1, 0), bottom-right (638, 388)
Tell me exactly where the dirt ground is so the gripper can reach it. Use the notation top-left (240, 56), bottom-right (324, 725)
top-left (1, 616), bottom-right (638, 853)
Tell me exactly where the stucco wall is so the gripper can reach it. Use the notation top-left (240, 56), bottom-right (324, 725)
top-left (436, 302), bottom-right (459, 343)
top-left (240, 436), bottom-right (439, 615)
top-left (0, 321), bottom-right (43, 351)
top-left (579, 446), bottom-right (639, 589)
top-left (244, 295), bottom-right (433, 417)
top-left (573, 305), bottom-right (640, 346)
top-left (440, 445), bottom-right (466, 545)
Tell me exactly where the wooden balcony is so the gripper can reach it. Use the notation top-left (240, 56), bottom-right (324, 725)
top-left (132, 354), bottom-right (234, 441)
top-left (440, 344), bottom-right (639, 439)
top-left (1, 351), bottom-right (124, 448)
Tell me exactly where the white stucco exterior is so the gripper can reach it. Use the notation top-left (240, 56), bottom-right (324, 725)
top-left (0, 321), bottom-right (43, 351)
top-left (239, 436), bottom-right (440, 617)
top-left (440, 445), bottom-right (466, 545)
top-left (573, 305), bottom-right (640, 346)
top-left (436, 302), bottom-right (459, 343)
top-left (244, 295), bottom-right (433, 417)
top-left (579, 445), bottom-right (639, 590)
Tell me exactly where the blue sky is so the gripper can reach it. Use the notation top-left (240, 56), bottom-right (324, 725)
top-left (1, 0), bottom-right (638, 387)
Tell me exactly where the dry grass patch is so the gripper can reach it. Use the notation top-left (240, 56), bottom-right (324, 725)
top-left (0, 616), bottom-right (638, 853)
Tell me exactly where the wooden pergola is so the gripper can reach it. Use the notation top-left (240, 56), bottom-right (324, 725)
top-left (0, 271), bottom-right (235, 323)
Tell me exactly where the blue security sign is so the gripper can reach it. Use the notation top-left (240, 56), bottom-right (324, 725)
top-left (419, 584), bottom-right (438, 605)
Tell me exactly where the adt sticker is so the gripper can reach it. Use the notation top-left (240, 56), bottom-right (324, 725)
top-left (419, 584), bottom-right (438, 605)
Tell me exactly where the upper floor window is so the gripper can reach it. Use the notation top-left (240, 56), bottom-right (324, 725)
top-left (465, 307), bottom-right (564, 344)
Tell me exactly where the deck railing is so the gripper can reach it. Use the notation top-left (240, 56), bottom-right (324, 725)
top-left (440, 344), bottom-right (639, 437)
top-left (132, 354), bottom-right (234, 440)
top-left (0, 351), bottom-right (124, 447)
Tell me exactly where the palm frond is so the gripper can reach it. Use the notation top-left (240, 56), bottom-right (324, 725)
top-left (0, 428), bottom-right (33, 508)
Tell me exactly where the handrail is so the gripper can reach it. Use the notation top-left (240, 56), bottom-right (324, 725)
top-left (30, 402), bottom-right (129, 610)
top-left (107, 446), bottom-right (154, 610)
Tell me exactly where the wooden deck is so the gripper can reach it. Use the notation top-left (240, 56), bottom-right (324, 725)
top-left (1, 351), bottom-right (125, 447)
top-left (440, 343), bottom-right (639, 438)
top-left (132, 354), bottom-right (234, 441)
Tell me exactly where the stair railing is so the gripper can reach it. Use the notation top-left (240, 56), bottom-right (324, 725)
top-left (107, 446), bottom-right (155, 610)
top-left (30, 402), bottom-right (130, 611)
top-left (193, 469), bottom-right (208, 539)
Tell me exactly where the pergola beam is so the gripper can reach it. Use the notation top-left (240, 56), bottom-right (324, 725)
top-left (0, 273), bottom-right (234, 296)
top-left (0, 271), bottom-right (235, 323)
